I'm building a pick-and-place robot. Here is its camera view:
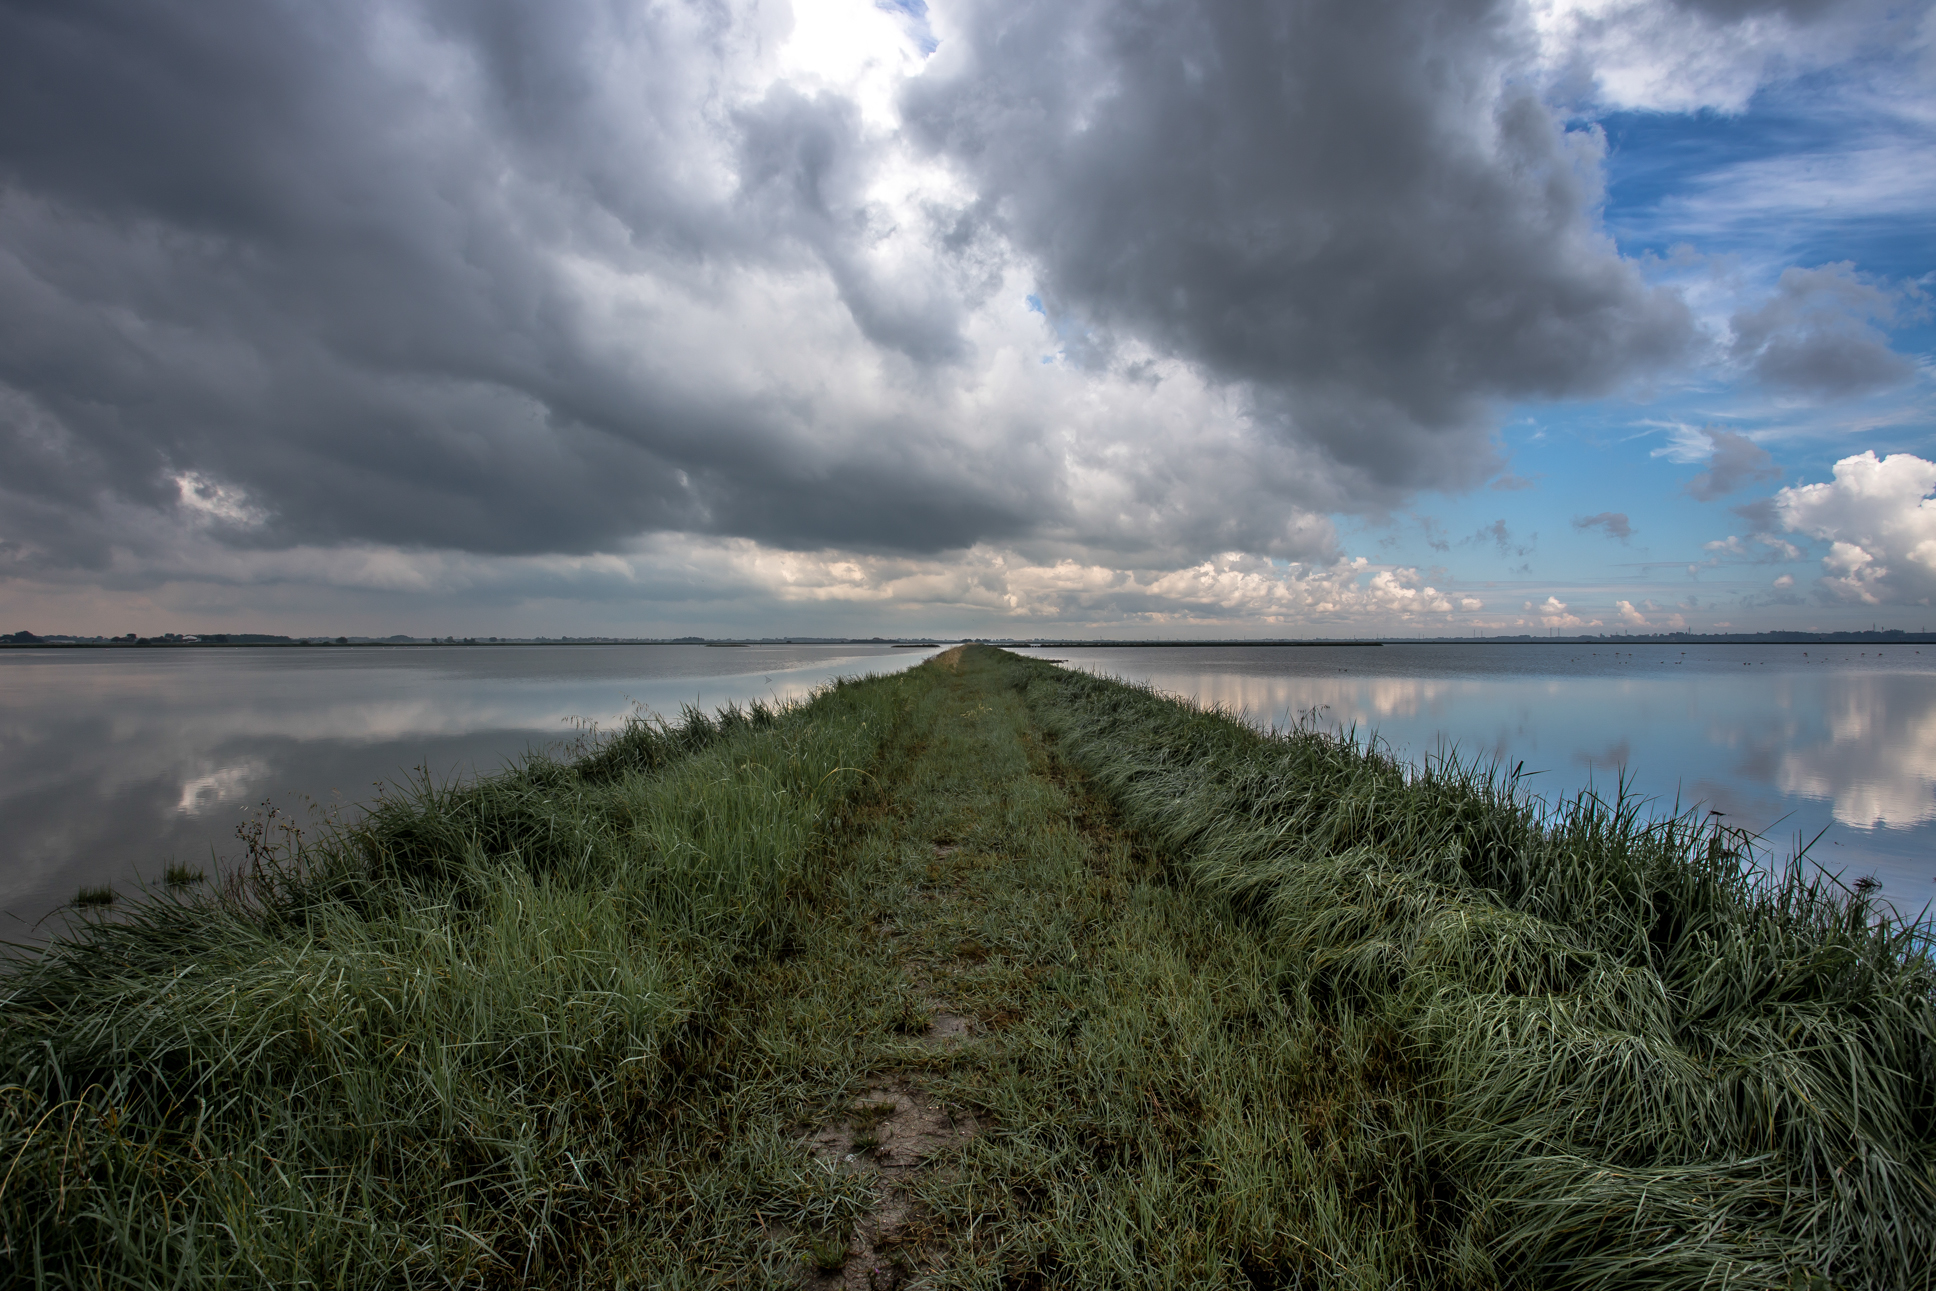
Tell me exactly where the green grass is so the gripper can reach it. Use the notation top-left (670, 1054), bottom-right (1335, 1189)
top-left (2, 645), bottom-right (1930, 1289)
top-left (0, 680), bottom-right (916, 1286)
top-left (1010, 648), bottom-right (1936, 1290)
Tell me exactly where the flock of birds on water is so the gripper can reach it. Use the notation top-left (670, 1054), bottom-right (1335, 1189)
top-left (1566, 651), bottom-right (1918, 666)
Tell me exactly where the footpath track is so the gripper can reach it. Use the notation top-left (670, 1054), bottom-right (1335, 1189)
top-left (738, 645), bottom-right (1400, 1288)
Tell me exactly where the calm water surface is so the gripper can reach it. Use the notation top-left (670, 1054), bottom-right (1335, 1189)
top-left (7, 641), bottom-right (1933, 932)
top-left (0, 644), bottom-right (938, 932)
top-left (1035, 643), bottom-right (1936, 911)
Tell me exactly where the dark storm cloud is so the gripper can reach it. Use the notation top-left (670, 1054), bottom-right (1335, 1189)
top-left (0, 0), bottom-right (1035, 571)
top-left (0, 0), bottom-right (1703, 584)
top-left (903, 0), bottom-right (1694, 494)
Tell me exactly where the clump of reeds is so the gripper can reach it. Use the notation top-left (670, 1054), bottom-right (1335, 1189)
top-left (1014, 654), bottom-right (1936, 1291)
top-left (0, 676), bottom-right (909, 1285)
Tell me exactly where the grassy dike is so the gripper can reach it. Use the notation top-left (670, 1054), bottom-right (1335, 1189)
top-left (3, 645), bottom-right (1932, 1288)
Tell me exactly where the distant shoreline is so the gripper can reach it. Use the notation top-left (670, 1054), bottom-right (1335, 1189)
top-left (0, 637), bottom-right (941, 650)
top-left (6, 629), bottom-right (1934, 650)
top-left (1017, 631), bottom-right (1936, 647)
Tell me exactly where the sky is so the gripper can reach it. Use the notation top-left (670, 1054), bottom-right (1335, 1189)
top-left (0, 0), bottom-right (1932, 639)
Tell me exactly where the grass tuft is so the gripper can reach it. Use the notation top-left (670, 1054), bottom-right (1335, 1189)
top-left (810, 1235), bottom-right (850, 1271)
top-left (1007, 649), bottom-right (1936, 1291)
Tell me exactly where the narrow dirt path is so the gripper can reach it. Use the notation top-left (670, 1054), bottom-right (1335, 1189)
top-left (756, 646), bottom-right (1165, 1286)
top-left (787, 650), bottom-right (1032, 1288)
top-left (728, 647), bottom-right (1378, 1287)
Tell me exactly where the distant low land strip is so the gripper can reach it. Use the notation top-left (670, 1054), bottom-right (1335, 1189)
top-left (0, 633), bottom-right (942, 648)
top-left (12, 629), bottom-right (1936, 648)
top-left (2, 647), bottom-right (1929, 1287)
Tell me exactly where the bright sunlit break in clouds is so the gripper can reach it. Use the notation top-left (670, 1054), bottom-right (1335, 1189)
top-left (1, 0), bottom-right (1932, 638)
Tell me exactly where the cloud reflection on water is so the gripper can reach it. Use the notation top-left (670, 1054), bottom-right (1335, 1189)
top-left (0, 645), bottom-right (931, 930)
top-left (176, 759), bottom-right (271, 816)
top-left (1779, 673), bottom-right (1936, 829)
top-left (1054, 645), bottom-right (1936, 898)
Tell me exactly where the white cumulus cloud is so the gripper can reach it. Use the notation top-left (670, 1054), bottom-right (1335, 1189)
top-left (1773, 451), bottom-right (1936, 605)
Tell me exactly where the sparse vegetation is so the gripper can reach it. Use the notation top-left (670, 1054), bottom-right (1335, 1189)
top-left (1, 646), bottom-right (1929, 1288)
top-left (809, 1236), bottom-right (850, 1272)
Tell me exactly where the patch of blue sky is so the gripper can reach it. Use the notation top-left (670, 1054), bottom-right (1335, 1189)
top-left (1375, 423), bottom-right (1741, 575)
top-left (1358, 378), bottom-right (1930, 628)
top-left (1533, 363), bottom-right (1936, 487)
top-left (874, 0), bottom-right (938, 55)
top-left (1377, 46), bottom-right (1936, 630)
top-left (1598, 50), bottom-right (1935, 390)
top-left (1599, 61), bottom-right (1935, 286)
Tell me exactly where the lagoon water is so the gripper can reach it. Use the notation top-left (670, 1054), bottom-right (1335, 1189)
top-left (0, 643), bottom-right (938, 933)
top-left (3, 641), bottom-right (1933, 933)
top-left (1036, 643), bottom-right (1936, 913)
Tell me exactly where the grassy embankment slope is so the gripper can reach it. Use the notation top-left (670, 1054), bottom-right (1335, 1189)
top-left (2, 645), bottom-right (1931, 1288)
